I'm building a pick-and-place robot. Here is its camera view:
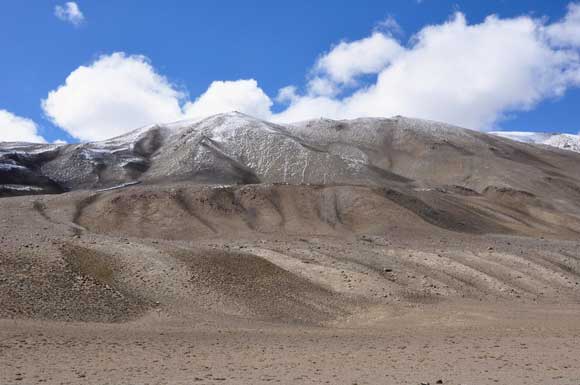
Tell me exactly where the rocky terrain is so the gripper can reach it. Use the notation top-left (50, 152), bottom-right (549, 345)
top-left (1, 112), bottom-right (580, 384)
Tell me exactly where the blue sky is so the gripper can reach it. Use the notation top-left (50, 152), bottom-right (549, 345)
top-left (1, 0), bottom-right (580, 143)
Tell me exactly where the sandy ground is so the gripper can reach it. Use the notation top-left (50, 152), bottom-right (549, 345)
top-left (2, 304), bottom-right (580, 385)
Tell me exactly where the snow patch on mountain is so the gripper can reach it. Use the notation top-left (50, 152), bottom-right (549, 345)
top-left (490, 131), bottom-right (580, 153)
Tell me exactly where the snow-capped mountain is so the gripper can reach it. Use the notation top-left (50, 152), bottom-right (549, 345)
top-left (490, 131), bottom-right (580, 153)
top-left (2, 112), bottom-right (580, 197)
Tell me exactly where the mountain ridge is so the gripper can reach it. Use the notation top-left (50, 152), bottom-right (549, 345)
top-left (1, 112), bottom-right (580, 198)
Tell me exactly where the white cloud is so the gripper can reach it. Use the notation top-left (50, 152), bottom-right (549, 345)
top-left (275, 86), bottom-right (299, 104)
top-left (306, 77), bottom-right (340, 97)
top-left (546, 3), bottom-right (580, 47)
top-left (275, 7), bottom-right (580, 130)
top-left (273, 96), bottom-right (343, 123)
top-left (0, 110), bottom-right (45, 143)
top-left (375, 16), bottom-right (404, 36)
top-left (42, 53), bottom-right (185, 141)
top-left (183, 79), bottom-right (272, 120)
top-left (313, 32), bottom-right (404, 85)
top-left (41, 4), bottom-right (580, 141)
top-left (54, 2), bottom-right (84, 26)
top-left (42, 53), bottom-right (274, 141)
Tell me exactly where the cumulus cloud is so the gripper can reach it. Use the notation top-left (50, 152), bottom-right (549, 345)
top-left (41, 3), bottom-right (580, 141)
top-left (0, 110), bottom-right (45, 143)
top-left (306, 77), bottom-right (340, 97)
top-left (54, 2), bottom-right (84, 26)
top-left (42, 53), bottom-right (185, 141)
top-left (275, 6), bottom-right (580, 129)
top-left (183, 80), bottom-right (272, 120)
top-left (42, 53), bottom-right (275, 141)
top-left (313, 32), bottom-right (404, 85)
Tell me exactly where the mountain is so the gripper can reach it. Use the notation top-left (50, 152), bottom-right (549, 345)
top-left (2, 112), bottom-right (580, 196)
top-left (490, 131), bottom-right (580, 153)
top-left (2, 112), bottom-right (580, 329)
top-left (2, 112), bottom-right (580, 239)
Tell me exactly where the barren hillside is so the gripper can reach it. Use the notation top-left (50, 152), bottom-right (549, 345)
top-left (3, 113), bottom-right (580, 385)
top-left (1, 113), bottom-right (579, 325)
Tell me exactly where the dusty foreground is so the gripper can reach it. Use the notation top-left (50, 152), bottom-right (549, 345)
top-left (2, 304), bottom-right (580, 385)
top-left (1, 182), bottom-right (580, 384)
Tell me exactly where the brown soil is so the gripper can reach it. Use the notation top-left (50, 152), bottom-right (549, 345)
top-left (1, 182), bottom-right (580, 384)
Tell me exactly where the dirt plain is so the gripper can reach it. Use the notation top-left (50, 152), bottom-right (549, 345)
top-left (1, 180), bottom-right (580, 385)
